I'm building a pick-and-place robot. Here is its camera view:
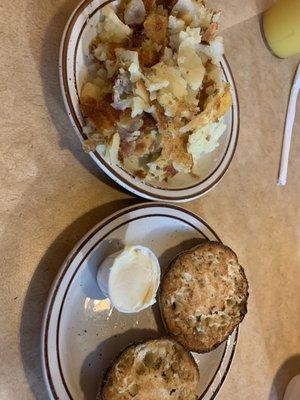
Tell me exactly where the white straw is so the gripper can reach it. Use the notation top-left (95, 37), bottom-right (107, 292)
top-left (278, 62), bottom-right (300, 186)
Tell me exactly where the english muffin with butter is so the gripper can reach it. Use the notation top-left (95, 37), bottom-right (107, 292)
top-left (159, 241), bottom-right (249, 353)
top-left (99, 338), bottom-right (199, 400)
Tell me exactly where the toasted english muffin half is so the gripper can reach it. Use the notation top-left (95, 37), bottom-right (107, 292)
top-left (99, 338), bottom-right (199, 400)
top-left (159, 241), bottom-right (249, 353)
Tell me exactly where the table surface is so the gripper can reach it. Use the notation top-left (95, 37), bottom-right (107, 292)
top-left (0, 1), bottom-right (299, 399)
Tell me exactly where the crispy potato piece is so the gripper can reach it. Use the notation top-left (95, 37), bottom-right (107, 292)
top-left (197, 80), bottom-right (212, 110)
top-left (145, 61), bottom-right (188, 101)
top-left (81, 82), bottom-right (103, 102)
top-left (202, 22), bottom-right (218, 43)
top-left (173, 98), bottom-right (199, 127)
top-left (81, 95), bottom-right (120, 133)
top-left (161, 132), bottom-right (192, 172)
top-left (119, 112), bottom-right (157, 158)
top-left (179, 11), bottom-right (193, 25)
top-left (188, 121), bottom-right (227, 163)
top-left (204, 83), bottom-right (232, 118)
top-left (180, 83), bottom-right (232, 133)
top-left (98, 5), bottom-right (132, 44)
top-left (120, 130), bottom-right (157, 160)
top-left (151, 100), bottom-right (168, 130)
top-left (144, 13), bottom-right (168, 45)
top-left (135, 169), bottom-right (147, 179)
top-left (139, 39), bottom-right (161, 67)
top-left (178, 37), bottom-right (205, 91)
top-left (134, 132), bottom-right (157, 156)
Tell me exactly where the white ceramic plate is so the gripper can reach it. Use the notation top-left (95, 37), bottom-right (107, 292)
top-left (59, 0), bottom-right (240, 202)
top-left (42, 203), bottom-right (238, 400)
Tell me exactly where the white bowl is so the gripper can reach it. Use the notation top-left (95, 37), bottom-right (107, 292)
top-left (59, 0), bottom-right (239, 202)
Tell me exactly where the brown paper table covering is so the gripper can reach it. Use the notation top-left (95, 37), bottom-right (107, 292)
top-left (0, 0), bottom-right (299, 399)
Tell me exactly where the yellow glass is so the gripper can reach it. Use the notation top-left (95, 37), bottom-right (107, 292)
top-left (263, 0), bottom-right (300, 58)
